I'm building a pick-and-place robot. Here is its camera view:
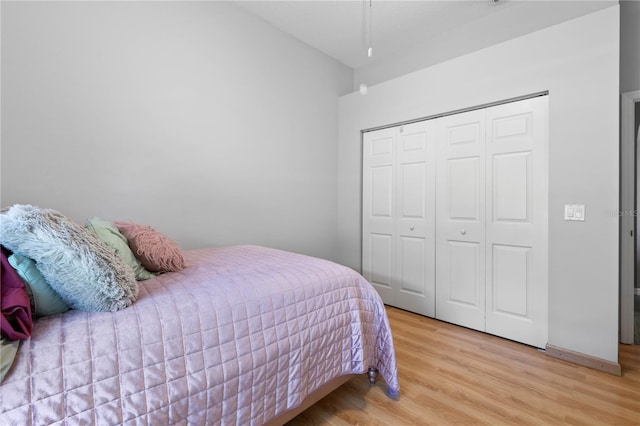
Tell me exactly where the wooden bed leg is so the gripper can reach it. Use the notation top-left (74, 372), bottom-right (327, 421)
top-left (367, 367), bottom-right (379, 385)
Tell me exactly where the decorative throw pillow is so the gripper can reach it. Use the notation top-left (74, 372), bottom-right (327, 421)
top-left (0, 205), bottom-right (138, 312)
top-left (114, 222), bottom-right (185, 273)
top-left (1, 248), bottom-right (32, 340)
top-left (8, 253), bottom-right (69, 317)
top-left (85, 218), bottom-right (154, 281)
top-left (0, 338), bottom-right (20, 383)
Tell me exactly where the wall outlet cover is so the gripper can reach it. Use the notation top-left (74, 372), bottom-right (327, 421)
top-left (564, 204), bottom-right (585, 221)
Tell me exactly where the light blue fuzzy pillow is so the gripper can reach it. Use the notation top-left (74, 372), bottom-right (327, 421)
top-left (0, 205), bottom-right (138, 312)
top-left (8, 253), bottom-right (69, 317)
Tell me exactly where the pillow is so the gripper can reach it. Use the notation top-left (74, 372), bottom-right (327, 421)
top-left (1, 248), bottom-right (32, 340)
top-left (8, 253), bottom-right (69, 317)
top-left (85, 217), bottom-right (154, 281)
top-left (0, 205), bottom-right (138, 312)
top-left (0, 338), bottom-right (20, 383)
top-left (115, 222), bottom-right (185, 272)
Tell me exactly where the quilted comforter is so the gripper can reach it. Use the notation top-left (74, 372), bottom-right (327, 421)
top-left (0, 245), bottom-right (399, 425)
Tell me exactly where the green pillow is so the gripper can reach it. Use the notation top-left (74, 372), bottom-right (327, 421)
top-left (8, 253), bottom-right (69, 317)
top-left (1, 338), bottom-right (20, 383)
top-left (85, 218), bottom-right (154, 280)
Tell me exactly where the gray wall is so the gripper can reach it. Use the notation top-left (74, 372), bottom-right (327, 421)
top-left (621, 0), bottom-right (640, 93)
top-left (620, 0), bottom-right (640, 292)
top-left (339, 7), bottom-right (620, 362)
top-left (354, 1), bottom-right (615, 91)
top-left (0, 1), bottom-right (352, 260)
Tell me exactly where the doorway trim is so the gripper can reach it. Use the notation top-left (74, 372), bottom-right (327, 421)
top-left (621, 90), bottom-right (640, 344)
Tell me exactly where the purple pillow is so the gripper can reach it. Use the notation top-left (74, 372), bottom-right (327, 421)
top-left (1, 248), bottom-right (32, 340)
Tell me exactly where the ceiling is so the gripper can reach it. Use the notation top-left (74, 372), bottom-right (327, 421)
top-left (233, 0), bottom-right (617, 69)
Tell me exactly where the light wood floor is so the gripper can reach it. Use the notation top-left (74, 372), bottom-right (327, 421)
top-left (288, 306), bottom-right (640, 425)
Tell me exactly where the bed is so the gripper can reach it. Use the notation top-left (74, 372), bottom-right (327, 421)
top-left (0, 242), bottom-right (399, 425)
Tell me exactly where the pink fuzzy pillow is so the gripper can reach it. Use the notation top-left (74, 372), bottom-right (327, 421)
top-left (114, 222), bottom-right (185, 273)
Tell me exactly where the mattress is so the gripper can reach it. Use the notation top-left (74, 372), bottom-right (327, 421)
top-left (0, 245), bottom-right (399, 425)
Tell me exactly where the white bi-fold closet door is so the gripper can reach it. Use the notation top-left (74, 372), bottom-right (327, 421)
top-left (362, 96), bottom-right (548, 348)
top-left (362, 120), bottom-right (436, 317)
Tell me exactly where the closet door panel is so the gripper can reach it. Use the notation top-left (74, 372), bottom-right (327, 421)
top-left (398, 236), bottom-right (426, 294)
top-left (399, 163), bottom-right (426, 219)
top-left (436, 110), bottom-right (486, 331)
top-left (448, 157), bottom-right (481, 220)
top-left (485, 96), bottom-right (548, 348)
top-left (395, 121), bottom-right (436, 317)
top-left (492, 152), bottom-right (531, 222)
top-left (491, 244), bottom-right (530, 316)
top-left (448, 241), bottom-right (482, 307)
top-left (369, 234), bottom-right (394, 287)
top-left (363, 128), bottom-right (396, 304)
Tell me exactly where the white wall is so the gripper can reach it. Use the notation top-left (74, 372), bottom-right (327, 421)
top-left (338, 7), bottom-right (620, 362)
top-left (0, 1), bottom-right (352, 260)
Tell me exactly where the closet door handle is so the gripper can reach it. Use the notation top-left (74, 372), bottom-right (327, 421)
top-left (460, 229), bottom-right (466, 235)
top-left (410, 226), bottom-right (414, 231)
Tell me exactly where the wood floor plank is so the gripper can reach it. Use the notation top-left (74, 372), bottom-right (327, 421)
top-left (286, 307), bottom-right (640, 425)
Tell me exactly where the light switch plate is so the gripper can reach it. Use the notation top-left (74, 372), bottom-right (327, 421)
top-left (564, 204), bottom-right (585, 221)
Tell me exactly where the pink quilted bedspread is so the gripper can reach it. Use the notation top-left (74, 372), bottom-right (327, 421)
top-left (0, 245), bottom-right (399, 425)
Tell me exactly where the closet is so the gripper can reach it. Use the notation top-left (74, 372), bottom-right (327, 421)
top-left (362, 96), bottom-right (548, 348)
